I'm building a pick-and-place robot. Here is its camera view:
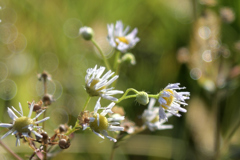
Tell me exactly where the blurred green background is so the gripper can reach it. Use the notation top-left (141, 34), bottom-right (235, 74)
top-left (0, 0), bottom-right (240, 159)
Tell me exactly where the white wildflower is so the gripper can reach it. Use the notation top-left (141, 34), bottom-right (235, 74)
top-left (158, 83), bottom-right (190, 121)
top-left (142, 98), bottom-right (173, 131)
top-left (85, 65), bottom-right (123, 101)
top-left (0, 102), bottom-right (50, 146)
top-left (107, 20), bottom-right (140, 53)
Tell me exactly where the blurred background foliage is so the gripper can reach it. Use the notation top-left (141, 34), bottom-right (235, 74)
top-left (0, 0), bottom-right (240, 159)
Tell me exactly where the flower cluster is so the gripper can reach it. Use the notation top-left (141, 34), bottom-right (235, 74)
top-left (82, 98), bottom-right (124, 142)
top-left (0, 102), bottom-right (49, 146)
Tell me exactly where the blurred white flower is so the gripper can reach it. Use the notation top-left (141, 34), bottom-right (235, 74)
top-left (142, 98), bottom-right (173, 131)
top-left (0, 102), bottom-right (50, 146)
top-left (85, 65), bottom-right (123, 101)
top-left (107, 20), bottom-right (140, 53)
top-left (84, 98), bottom-right (124, 142)
top-left (158, 83), bottom-right (190, 121)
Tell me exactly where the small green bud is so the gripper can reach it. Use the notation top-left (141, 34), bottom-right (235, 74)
top-left (121, 53), bottom-right (136, 65)
top-left (136, 91), bottom-right (149, 105)
top-left (79, 26), bottom-right (94, 40)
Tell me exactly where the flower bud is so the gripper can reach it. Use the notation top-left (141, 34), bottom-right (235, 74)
top-left (121, 53), bottom-right (136, 65)
top-left (136, 91), bottom-right (149, 105)
top-left (79, 26), bottom-right (94, 40)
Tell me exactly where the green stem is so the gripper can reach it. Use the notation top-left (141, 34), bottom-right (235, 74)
top-left (112, 51), bottom-right (121, 87)
top-left (148, 94), bottom-right (159, 99)
top-left (82, 96), bottom-right (91, 111)
top-left (91, 39), bottom-right (111, 71)
top-left (65, 119), bottom-right (81, 136)
top-left (116, 88), bottom-right (139, 103)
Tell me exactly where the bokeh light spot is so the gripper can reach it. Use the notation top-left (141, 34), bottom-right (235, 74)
top-left (190, 68), bottom-right (202, 80)
top-left (50, 108), bottom-right (69, 126)
top-left (39, 52), bottom-right (59, 72)
top-left (7, 33), bottom-right (27, 53)
top-left (63, 18), bottom-right (82, 39)
top-left (36, 79), bottom-right (56, 96)
top-left (198, 26), bottom-right (211, 40)
top-left (0, 79), bottom-right (17, 100)
top-left (0, 23), bottom-right (18, 44)
top-left (0, 7), bottom-right (17, 24)
top-left (68, 54), bottom-right (88, 76)
top-left (0, 62), bottom-right (8, 82)
top-left (202, 50), bottom-right (212, 62)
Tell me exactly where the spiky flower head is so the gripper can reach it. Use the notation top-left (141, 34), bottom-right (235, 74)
top-left (83, 98), bottom-right (124, 142)
top-left (142, 98), bottom-right (173, 131)
top-left (158, 83), bottom-right (190, 121)
top-left (107, 20), bottom-right (140, 53)
top-left (85, 65), bottom-right (123, 101)
top-left (0, 102), bottom-right (50, 146)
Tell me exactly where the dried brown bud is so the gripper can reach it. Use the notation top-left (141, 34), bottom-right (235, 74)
top-left (28, 100), bottom-right (44, 112)
top-left (78, 111), bottom-right (90, 130)
top-left (42, 94), bottom-right (54, 106)
top-left (58, 135), bottom-right (70, 149)
top-left (38, 71), bottom-right (52, 81)
top-left (41, 132), bottom-right (49, 145)
top-left (59, 124), bottom-right (69, 133)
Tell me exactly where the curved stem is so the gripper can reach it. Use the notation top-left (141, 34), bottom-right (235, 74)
top-left (116, 88), bottom-right (139, 103)
top-left (91, 39), bottom-right (111, 71)
top-left (82, 95), bottom-right (91, 111)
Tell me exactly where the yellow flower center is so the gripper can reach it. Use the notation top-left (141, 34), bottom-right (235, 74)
top-left (89, 114), bottom-right (108, 133)
top-left (86, 79), bottom-right (106, 97)
top-left (13, 116), bottom-right (34, 133)
top-left (117, 37), bottom-right (129, 45)
top-left (161, 89), bottom-right (174, 110)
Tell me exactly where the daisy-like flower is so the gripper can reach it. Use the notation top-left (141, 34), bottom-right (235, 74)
top-left (107, 20), bottom-right (140, 53)
top-left (142, 98), bottom-right (173, 131)
top-left (0, 102), bottom-right (50, 146)
top-left (83, 98), bottom-right (124, 142)
top-left (85, 65), bottom-right (123, 101)
top-left (158, 83), bottom-right (190, 121)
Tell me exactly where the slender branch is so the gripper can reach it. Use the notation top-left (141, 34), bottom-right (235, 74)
top-left (112, 51), bottom-right (121, 87)
top-left (116, 88), bottom-right (139, 103)
top-left (82, 95), bottom-right (91, 111)
top-left (0, 140), bottom-right (23, 160)
top-left (91, 39), bottom-right (111, 71)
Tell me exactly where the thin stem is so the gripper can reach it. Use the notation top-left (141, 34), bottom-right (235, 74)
top-left (82, 95), bottom-right (91, 111)
top-left (0, 140), bottom-right (23, 160)
top-left (65, 119), bottom-right (81, 136)
top-left (110, 148), bottom-right (116, 160)
top-left (116, 88), bottom-right (139, 103)
top-left (112, 51), bottom-right (121, 87)
top-left (91, 39), bottom-right (111, 71)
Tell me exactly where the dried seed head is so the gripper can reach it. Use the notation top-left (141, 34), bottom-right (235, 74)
top-left (28, 100), bottom-right (43, 112)
top-left (42, 94), bottom-right (54, 106)
top-left (40, 132), bottom-right (49, 144)
top-left (38, 71), bottom-right (51, 81)
top-left (58, 134), bottom-right (70, 149)
top-left (78, 111), bottom-right (90, 129)
top-left (59, 124), bottom-right (68, 133)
